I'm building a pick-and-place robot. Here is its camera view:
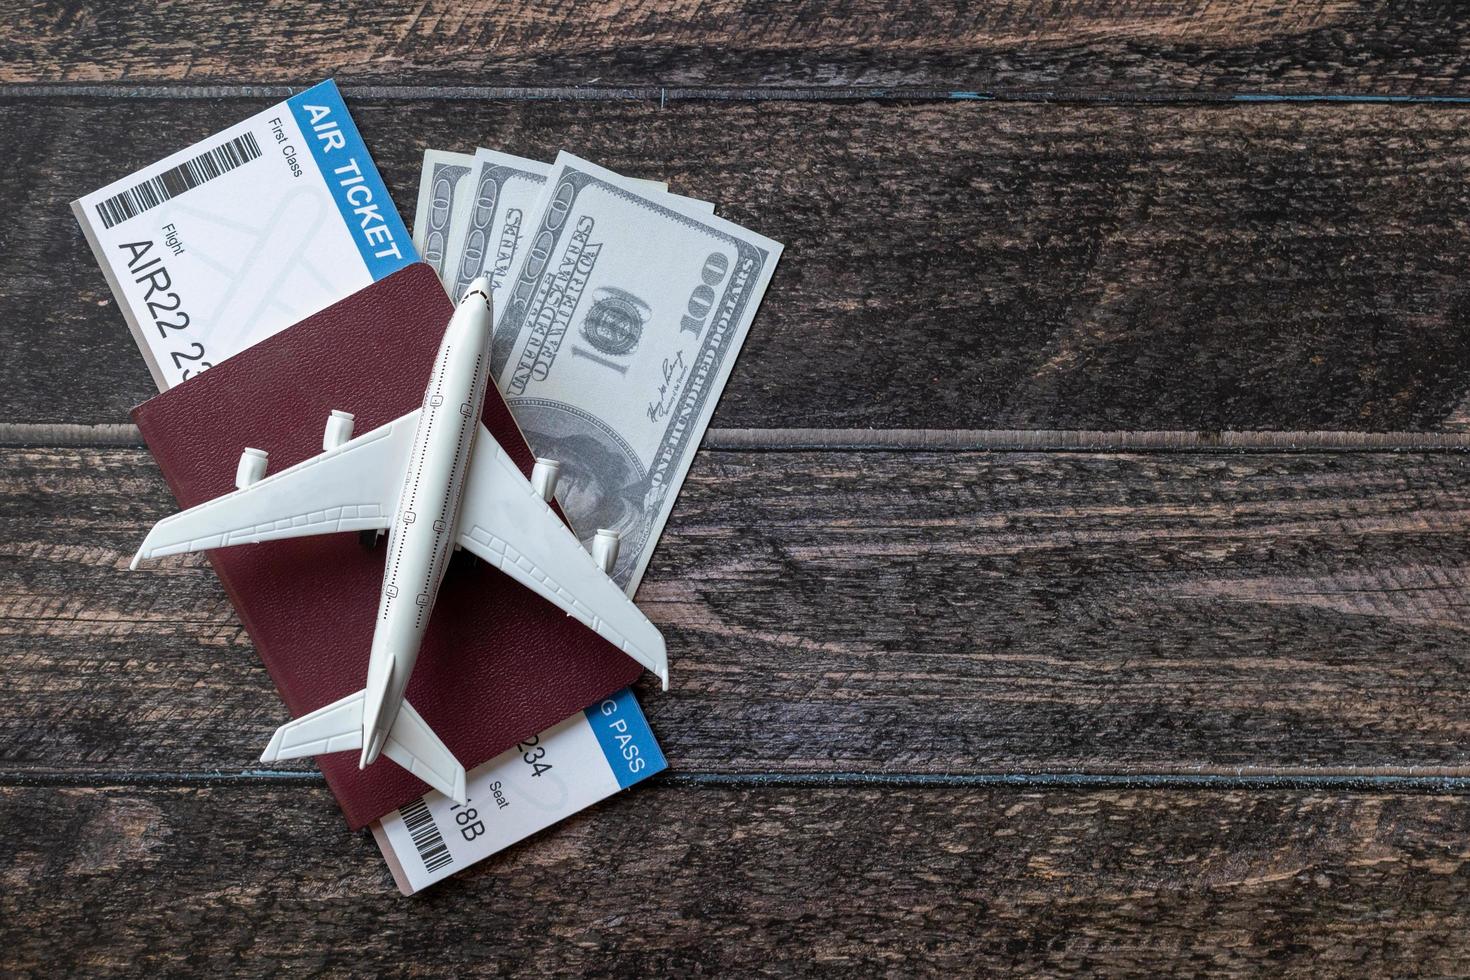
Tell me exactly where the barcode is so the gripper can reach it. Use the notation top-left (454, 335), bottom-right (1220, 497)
top-left (398, 797), bottom-right (453, 873)
top-left (94, 132), bottom-right (263, 229)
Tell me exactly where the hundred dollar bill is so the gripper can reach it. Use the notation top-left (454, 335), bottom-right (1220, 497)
top-left (437, 148), bottom-right (714, 310)
top-left (493, 151), bottom-right (782, 591)
top-left (666, 191), bottom-right (716, 216)
top-left (439, 149), bottom-right (553, 310)
top-left (411, 149), bottom-right (475, 279)
top-left (415, 147), bottom-right (710, 300)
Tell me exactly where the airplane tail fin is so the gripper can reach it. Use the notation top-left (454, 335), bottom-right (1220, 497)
top-left (260, 691), bottom-right (468, 804)
top-left (359, 656), bottom-right (395, 768)
top-left (380, 700), bottom-right (469, 805)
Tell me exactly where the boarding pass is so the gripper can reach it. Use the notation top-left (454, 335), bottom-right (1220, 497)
top-left (373, 687), bottom-right (666, 894)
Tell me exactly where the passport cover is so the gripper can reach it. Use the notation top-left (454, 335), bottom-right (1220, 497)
top-left (132, 262), bottom-right (644, 829)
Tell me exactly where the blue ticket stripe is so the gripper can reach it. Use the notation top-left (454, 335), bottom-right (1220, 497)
top-left (584, 688), bottom-right (667, 789)
top-left (287, 79), bottom-right (417, 279)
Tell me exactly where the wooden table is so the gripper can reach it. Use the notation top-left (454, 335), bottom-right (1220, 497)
top-left (5, 3), bottom-right (1470, 974)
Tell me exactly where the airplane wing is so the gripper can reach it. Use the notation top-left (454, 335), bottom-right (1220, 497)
top-left (456, 423), bottom-right (669, 688)
top-left (131, 410), bottom-right (420, 567)
top-left (260, 690), bottom-right (468, 804)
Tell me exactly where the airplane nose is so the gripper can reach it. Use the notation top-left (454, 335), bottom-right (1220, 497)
top-left (461, 275), bottom-right (492, 306)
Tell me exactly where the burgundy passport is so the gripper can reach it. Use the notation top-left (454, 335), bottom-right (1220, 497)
top-left (132, 263), bottom-right (643, 829)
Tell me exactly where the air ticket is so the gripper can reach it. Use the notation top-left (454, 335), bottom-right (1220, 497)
top-left (373, 687), bottom-right (666, 894)
top-left (71, 79), bottom-right (417, 390)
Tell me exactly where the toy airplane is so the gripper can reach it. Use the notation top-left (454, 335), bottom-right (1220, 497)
top-left (130, 276), bottom-right (667, 804)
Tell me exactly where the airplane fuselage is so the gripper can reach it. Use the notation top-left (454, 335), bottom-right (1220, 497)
top-left (359, 283), bottom-right (494, 767)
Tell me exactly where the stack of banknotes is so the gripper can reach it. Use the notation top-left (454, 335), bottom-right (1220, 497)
top-left (411, 148), bottom-right (783, 592)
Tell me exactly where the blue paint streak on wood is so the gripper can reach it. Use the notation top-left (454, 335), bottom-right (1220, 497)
top-left (8, 770), bottom-right (1470, 793)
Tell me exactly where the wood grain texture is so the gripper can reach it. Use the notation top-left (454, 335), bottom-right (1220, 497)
top-left (9, 97), bottom-right (1470, 432)
top-left (7, 447), bottom-right (1470, 776)
top-left (4, 2), bottom-right (1470, 96)
top-left (4, 783), bottom-right (1470, 976)
top-left (19, 422), bottom-right (1470, 452)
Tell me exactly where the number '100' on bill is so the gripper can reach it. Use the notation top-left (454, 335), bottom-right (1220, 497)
top-left (71, 79), bottom-right (417, 391)
top-left (490, 152), bottom-right (783, 592)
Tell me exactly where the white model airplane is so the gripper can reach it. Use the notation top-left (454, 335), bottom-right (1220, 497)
top-left (130, 276), bottom-right (667, 804)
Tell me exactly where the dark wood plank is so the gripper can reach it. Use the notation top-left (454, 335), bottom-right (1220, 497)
top-left (3, 783), bottom-right (1469, 975)
top-left (4, 2), bottom-right (1470, 95)
top-left (7, 447), bottom-right (1470, 776)
top-left (9, 98), bottom-right (1470, 432)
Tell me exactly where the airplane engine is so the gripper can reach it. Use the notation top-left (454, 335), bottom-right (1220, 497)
top-left (531, 458), bottom-right (561, 502)
top-left (322, 410), bottom-right (355, 451)
top-left (234, 448), bottom-right (269, 489)
top-left (592, 528), bottom-right (620, 575)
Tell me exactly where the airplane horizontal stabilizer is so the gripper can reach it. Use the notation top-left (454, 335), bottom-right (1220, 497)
top-left (259, 689), bottom-right (365, 761)
top-left (259, 690), bottom-right (467, 805)
top-left (381, 700), bottom-right (468, 805)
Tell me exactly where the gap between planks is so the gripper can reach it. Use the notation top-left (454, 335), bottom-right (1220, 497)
top-left (5, 423), bottom-right (1470, 453)
top-left (7, 770), bottom-right (1470, 793)
top-left (6, 83), bottom-right (1470, 105)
